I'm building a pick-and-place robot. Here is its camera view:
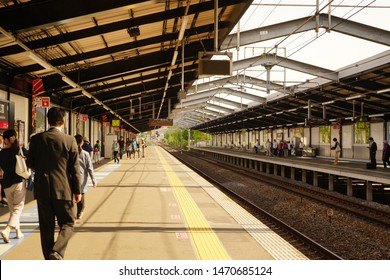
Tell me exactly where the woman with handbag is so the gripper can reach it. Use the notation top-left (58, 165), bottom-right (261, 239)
top-left (0, 129), bottom-right (28, 243)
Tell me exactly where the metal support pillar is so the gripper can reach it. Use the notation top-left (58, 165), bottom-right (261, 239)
top-left (366, 181), bottom-right (373, 201)
top-left (313, 171), bottom-right (318, 187)
top-left (302, 169), bottom-right (307, 184)
top-left (347, 178), bottom-right (353, 197)
top-left (329, 174), bottom-right (334, 191)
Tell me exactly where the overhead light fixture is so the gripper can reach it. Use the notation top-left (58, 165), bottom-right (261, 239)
top-left (377, 88), bottom-right (390, 94)
top-left (322, 100), bottom-right (335, 105)
top-left (288, 108), bottom-right (297, 112)
top-left (167, 70), bottom-right (172, 81)
top-left (276, 111), bottom-right (283, 115)
top-left (345, 94), bottom-right (362, 100)
top-left (28, 51), bottom-right (53, 70)
top-left (178, 16), bottom-right (189, 41)
top-left (171, 51), bottom-right (178, 66)
top-left (369, 113), bottom-right (384, 118)
top-left (127, 27), bottom-right (140, 37)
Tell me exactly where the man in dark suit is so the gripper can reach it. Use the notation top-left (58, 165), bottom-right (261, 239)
top-left (369, 137), bottom-right (377, 168)
top-left (27, 107), bottom-right (82, 260)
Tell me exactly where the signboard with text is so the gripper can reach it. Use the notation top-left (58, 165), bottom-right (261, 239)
top-left (112, 119), bottom-right (120, 127)
top-left (148, 118), bottom-right (173, 127)
top-left (35, 97), bottom-right (50, 108)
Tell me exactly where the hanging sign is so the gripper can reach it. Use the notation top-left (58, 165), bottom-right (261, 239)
top-left (35, 97), bottom-right (50, 108)
top-left (148, 118), bottom-right (173, 126)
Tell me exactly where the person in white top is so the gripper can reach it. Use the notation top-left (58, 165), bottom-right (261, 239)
top-left (265, 139), bottom-right (271, 156)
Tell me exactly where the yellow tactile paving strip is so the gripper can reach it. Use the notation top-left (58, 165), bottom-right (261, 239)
top-left (202, 186), bottom-right (308, 260)
top-left (156, 148), bottom-right (231, 260)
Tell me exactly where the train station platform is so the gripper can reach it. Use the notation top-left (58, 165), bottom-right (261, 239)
top-left (0, 145), bottom-right (307, 260)
top-left (192, 146), bottom-right (390, 204)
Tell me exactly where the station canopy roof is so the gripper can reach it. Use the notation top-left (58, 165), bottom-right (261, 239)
top-left (0, 1), bottom-right (389, 134)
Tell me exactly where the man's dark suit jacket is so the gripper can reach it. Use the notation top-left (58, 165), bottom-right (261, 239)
top-left (27, 127), bottom-right (82, 200)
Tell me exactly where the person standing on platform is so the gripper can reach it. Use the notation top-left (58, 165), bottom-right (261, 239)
top-left (265, 139), bottom-right (271, 156)
top-left (272, 139), bottom-right (278, 156)
top-left (75, 135), bottom-right (97, 219)
top-left (254, 139), bottom-right (259, 154)
top-left (27, 107), bottom-right (82, 260)
top-left (331, 138), bottom-right (341, 165)
top-left (368, 137), bottom-right (377, 169)
top-left (0, 129), bottom-right (28, 243)
top-left (382, 140), bottom-right (390, 168)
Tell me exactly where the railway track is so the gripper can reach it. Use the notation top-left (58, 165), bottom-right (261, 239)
top-left (163, 145), bottom-right (343, 260)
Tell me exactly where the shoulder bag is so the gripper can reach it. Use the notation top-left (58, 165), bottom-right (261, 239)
top-left (15, 147), bottom-right (32, 179)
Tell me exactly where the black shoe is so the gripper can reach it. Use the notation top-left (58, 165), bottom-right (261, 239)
top-left (49, 251), bottom-right (63, 260)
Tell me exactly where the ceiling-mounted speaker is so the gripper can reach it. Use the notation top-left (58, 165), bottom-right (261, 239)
top-left (198, 51), bottom-right (232, 76)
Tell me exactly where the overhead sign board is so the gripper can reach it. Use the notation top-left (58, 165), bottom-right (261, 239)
top-left (148, 118), bottom-right (173, 127)
top-left (35, 97), bottom-right (50, 108)
top-left (112, 119), bottom-right (120, 127)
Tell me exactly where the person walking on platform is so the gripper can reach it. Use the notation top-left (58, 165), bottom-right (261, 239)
top-left (331, 138), bottom-right (341, 165)
top-left (75, 135), bottom-right (97, 219)
top-left (140, 138), bottom-right (146, 158)
top-left (368, 137), bottom-right (377, 169)
top-left (93, 140), bottom-right (101, 164)
top-left (112, 139), bottom-right (119, 164)
top-left (131, 138), bottom-right (137, 159)
top-left (0, 133), bottom-right (8, 208)
top-left (126, 138), bottom-right (131, 159)
top-left (82, 137), bottom-right (93, 158)
top-left (27, 107), bottom-right (82, 260)
top-left (382, 140), bottom-right (390, 168)
top-left (0, 129), bottom-right (28, 243)
top-left (118, 136), bottom-right (125, 159)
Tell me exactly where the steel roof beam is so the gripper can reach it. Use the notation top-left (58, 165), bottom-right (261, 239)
top-left (222, 13), bottom-right (390, 50)
top-left (233, 53), bottom-right (338, 81)
top-left (187, 74), bottom-right (291, 95)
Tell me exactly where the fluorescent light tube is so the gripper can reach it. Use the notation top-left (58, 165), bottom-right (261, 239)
top-left (377, 88), bottom-right (390, 94)
top-left (345, 94), bottom-right (362, 100)
top-left (322, 100), bottom-right (334, 105)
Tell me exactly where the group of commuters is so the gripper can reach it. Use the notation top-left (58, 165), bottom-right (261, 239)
top-left (112, 137), bottom-right (146, 163)
top-left (0, 107), bottom-right (97, 260)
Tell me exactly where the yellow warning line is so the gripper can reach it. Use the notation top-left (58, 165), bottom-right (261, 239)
top-left (156, 148), bottom-right (230, 260)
